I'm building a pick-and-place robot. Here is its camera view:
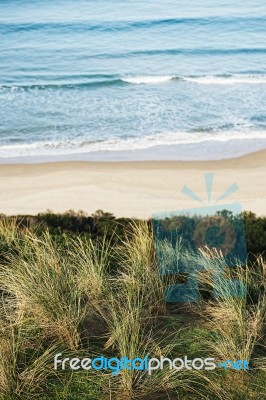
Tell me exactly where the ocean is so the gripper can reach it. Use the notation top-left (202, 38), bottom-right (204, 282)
top-left (0, 0), bottom-right (266, 161)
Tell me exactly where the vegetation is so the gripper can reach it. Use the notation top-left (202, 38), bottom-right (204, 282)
top-left (0, 209), bottom-right (265, 256)
top-left (0, 211), bottom-right (265, 399)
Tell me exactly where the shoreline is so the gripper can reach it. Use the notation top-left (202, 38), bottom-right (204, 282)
top-left (0, 149), bottom-right (265, 218)
top-left (1, 138), bottom-right (266, 164)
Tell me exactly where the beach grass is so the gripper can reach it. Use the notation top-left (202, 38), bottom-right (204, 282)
top-left (0, 215), bottom-right (265, 399)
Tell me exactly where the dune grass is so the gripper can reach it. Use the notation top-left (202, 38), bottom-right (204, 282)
top-left (0, 218), bottom-right (265, 399)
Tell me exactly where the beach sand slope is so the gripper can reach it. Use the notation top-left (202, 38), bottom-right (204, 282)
top-left (0, 150), bottom-right (265, 218)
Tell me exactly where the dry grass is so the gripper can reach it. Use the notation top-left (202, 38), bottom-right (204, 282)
top-left (0, 219), bottom-right (265, 400)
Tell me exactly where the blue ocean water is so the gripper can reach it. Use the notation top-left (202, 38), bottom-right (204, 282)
top-left (0, 0), bottom-right (266, 161)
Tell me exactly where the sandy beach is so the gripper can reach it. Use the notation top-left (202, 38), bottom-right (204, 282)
top-left (0, 149), bottom-right (265, 219)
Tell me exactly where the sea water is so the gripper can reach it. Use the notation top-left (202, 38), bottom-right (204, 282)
top-left (0, 0), bottom-right (266, 161)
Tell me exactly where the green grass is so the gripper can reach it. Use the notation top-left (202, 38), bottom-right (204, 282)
top-left (0, 216), bottom-right (265, 400)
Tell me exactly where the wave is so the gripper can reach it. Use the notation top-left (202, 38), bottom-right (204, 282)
top-left (2, 74), bottom-right (266, 91)
top-left (0, 78), bottom-right (122, 91)
top-left (121, 76), bottom-right (174, 84)
top-left (1, 130), bottom-right (266, 158)
top-left (121, 74), bottom-right (266, 85)
top-left (113, 47), bottom-right (266, 59)
top-left (1, 16), bottom-right (266, 33)
top-left (183, 75), bottom-right (266, 84)
top-left (59, 47), bottom-right (266, 60)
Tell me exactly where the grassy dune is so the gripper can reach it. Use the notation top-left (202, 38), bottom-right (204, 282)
top-left (0, 215), bottom-right (265, 399)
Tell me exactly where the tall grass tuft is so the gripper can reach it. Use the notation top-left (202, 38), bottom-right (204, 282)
top-left (98, 222), bottom-right (203, 399)
top-left (0, 220), bottom-right (112, 351)
top-left (194, 248), bottom-right (266, 399)
top-left (0, 218), bottom-right (265, 400)
top-left (0, 311), bottom-right (60, 400)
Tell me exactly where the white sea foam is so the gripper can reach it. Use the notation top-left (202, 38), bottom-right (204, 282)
top-left (121, 76), bottom-right (174, 84)
top-left (183, 75), bottom-right (266, 85)
top-left (121, 74), bottom-right (266, 85)
top-left (1, 130), bottom-right (266, 159)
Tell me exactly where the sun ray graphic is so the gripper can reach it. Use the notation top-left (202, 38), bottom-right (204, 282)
top-left (181, 173), bottom-right (239, 205)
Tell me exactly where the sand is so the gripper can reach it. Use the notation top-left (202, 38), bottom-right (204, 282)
top-left (0, 149), bottom-right (265, 218)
